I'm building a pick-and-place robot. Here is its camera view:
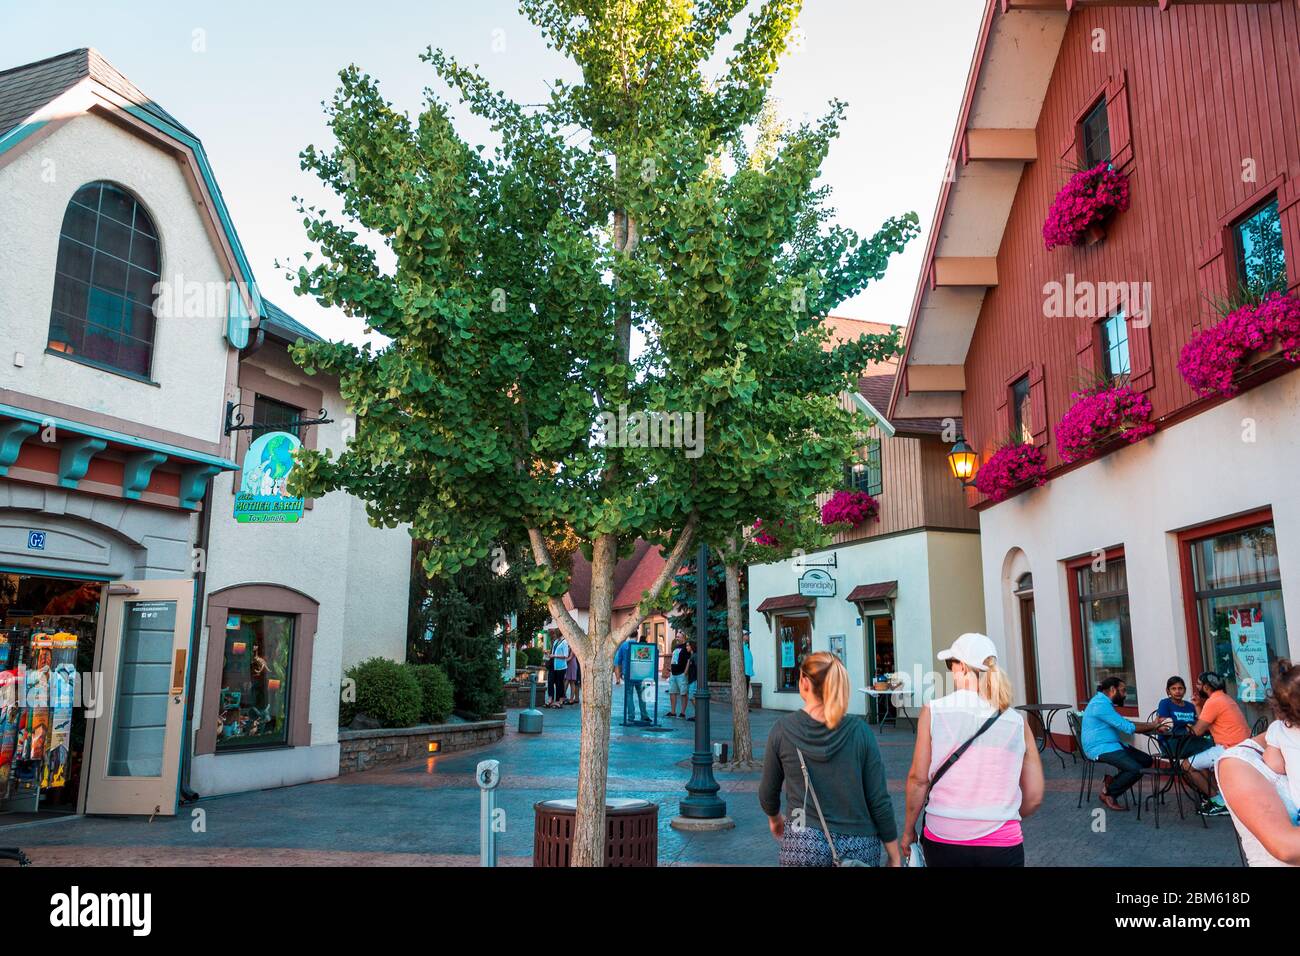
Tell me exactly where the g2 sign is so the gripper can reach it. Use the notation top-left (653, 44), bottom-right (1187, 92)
top-left (233, 431), bottom-right (305, 524)
top-left (27, 531), bottom-right (46, 551)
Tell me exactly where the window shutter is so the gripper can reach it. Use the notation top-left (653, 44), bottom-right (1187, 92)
top-left (995, 397), bottom-right (1010, 447)
top-left (1106, 71), bottom-right (1134, 171)
top-left (1029, 365), bottom-right (1049, 448)
top-left (1076, 328), bottom-right (1098, 379)
top-left (1128, 316), bottom-right (1155, 393)
top-left (1280, 177), bottom-right (1300, 294)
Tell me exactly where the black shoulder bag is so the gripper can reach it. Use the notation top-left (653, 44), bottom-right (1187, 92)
top-left (909, 710), bottom-right (1003, 867)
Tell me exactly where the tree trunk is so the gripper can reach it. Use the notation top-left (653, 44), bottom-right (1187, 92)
top-left (569, 532), bottom-right (618, 867)
top-left (724, 558), bottom-right (757, 768)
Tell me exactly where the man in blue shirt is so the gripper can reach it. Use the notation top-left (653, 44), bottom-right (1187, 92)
top-left (614, 637), bottom-right (650, 722)
top-left (1081, 677), bottom-right (1171, 811)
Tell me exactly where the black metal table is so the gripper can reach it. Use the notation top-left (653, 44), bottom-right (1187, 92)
top-left (1016, 703), bottom-right (1075, 767)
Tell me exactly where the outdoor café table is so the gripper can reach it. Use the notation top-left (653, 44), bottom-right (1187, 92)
top-left (860, 687), bottom-right (915, 733)
top-left (1015, 703), bottom-right (1075, 767)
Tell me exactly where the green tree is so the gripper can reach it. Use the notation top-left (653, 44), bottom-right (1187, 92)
top-left (290, 0), bottom-right (913, 864)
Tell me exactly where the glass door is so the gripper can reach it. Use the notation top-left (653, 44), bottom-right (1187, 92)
top-left (82, 579), bottom-right (194, 816)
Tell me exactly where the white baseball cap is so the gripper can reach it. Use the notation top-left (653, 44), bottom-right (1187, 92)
top-left (937, 633), bottom-right (998, 672)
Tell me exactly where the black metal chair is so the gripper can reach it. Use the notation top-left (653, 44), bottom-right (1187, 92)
top-left (1139, 725), bottom-right (1209, 829)
top-left (1066, 709), bottom-right (1137, 810)
top-left (1251, 715), bottom-right (1268, 736)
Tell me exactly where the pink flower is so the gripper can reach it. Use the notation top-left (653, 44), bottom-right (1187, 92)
top-left (1043, 163), bottom-right (1131, 250)
top-left (1056, 384), bottom-right (1155, 463)
top-left (752, 518), bottom-right (784, 547)
top-left (1178, 292), bottom-right (1300, 397)
top-left (973, 442), bottom-right (1048, 503)
top-left (820, 490), bottom-right (880, 528)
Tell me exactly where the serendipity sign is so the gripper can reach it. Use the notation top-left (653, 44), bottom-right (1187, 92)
top-left (797, 568), bottom-right (836, 599)
top-left (234, 431), bottom-right (304, 524)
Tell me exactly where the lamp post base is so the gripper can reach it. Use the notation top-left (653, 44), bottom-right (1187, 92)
top-left (669, 814), bottom-right (736, 832)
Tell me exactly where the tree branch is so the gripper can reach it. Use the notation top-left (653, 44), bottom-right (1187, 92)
top-left (612, 512), bottom-right (700, 644)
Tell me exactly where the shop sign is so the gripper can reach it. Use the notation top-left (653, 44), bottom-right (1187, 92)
top-left (1088, 618), bottom-right (1123, 668)
top-left (234, 431), bottom-right (305, 524)
top-left (1229, 607), bottom-right (1271, 702)
top-left (797, 568), bottom-right (836, 599)
top-left (26, 531), bottom-right (46, 551)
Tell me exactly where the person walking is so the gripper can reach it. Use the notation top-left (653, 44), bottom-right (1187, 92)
top-left (614, 636), bottom-right (650, 722)
top-left (902, 633), bottom-right (1044, 867)
top-left (667, 636), bottom-right (690, 718)
top-left (546, 635), bottom-right (569, 709)
top-left (684, 639), bottom-right (699, 721)
top-left (759, 652), bottom-right (900, 867)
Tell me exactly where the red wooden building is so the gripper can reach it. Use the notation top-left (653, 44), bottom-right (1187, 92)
top-left (889, 0), bottom-right (1300, 722)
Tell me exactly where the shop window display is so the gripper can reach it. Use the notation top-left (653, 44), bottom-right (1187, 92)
top-left (217, 612), bottom-right (294, 750)
top-left (0, 575), bottom-right (100, 815)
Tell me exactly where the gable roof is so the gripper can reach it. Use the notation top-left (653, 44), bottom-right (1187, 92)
top-left (261, 299), bottom-right (324, 345)
top-left (564, 539), bottom-right (662, 613)
top-left (0, 48), bottom-right (265, 324)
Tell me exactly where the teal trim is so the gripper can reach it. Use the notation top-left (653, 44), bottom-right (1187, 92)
top-left (0, 119), bottom-right (50, 155)
top-left (178, 463), bottom-right (221, 510)
top-left (58, 436), bottom-right (107, 488)
top-left (0, 564), bottom-right (112, 582)
top-left (122, 450), bottom-right (168, 499)
top-left (0, 421), bottom-right (39, 475)
top-left (0, 404), bottom-right (237, 472)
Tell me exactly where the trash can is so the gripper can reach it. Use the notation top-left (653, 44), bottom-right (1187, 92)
top-left (533, 798), bottom-right (658, 867)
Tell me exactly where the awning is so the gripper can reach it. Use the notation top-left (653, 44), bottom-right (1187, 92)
top-left (846, 581), bottom-right (898, 604)
top-left (755, 594), bottom-right (816, 614)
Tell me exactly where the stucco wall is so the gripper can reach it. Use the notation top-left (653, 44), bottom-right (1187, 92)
top-left (978, 371), bottom-right (1300, 716)
top-left (0, 112), bottom-right (231, 445)
top-left (747, 530), bottom-right (983, 716)
top-left (194, 345), bottom-right (411, 793)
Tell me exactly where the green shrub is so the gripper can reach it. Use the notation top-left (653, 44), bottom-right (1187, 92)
top-left (408, 663), bottom-right (455, 724)
top-left (340, 657), bottom-right (421, 728)
top-left (521, 646), bottom-right (545, 668)
top-left (707, 648), bottom-right (730, 683)
top-left (440, 652), bottom-right (505, 719)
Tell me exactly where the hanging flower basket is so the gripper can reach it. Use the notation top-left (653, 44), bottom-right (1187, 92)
top-left (1177, 292), bottom-right (1300, 398)
top-left (1056, 384), bottom-right (1155, 464)
top-left (1042, 162), bottom-right (1131, 251)
top-left (973, 442), bottom-right (1048, 503)
top-left (820, 489), bottom-right (880, 528)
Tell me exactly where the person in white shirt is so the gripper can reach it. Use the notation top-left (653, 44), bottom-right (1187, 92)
top-left (1263, 660), bottom-right (1300, 823)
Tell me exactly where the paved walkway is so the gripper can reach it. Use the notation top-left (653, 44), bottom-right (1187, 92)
top-left (1, 684), bottom-right (1240, 866)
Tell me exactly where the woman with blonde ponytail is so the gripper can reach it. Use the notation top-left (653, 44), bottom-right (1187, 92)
top-left (902, 633), bottom-right (1044, 867)
top-left (759, 652), bottom-right (901, 866)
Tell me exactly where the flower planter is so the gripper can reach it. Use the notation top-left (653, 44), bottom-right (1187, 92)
top-left (820, 489), bottom-right (880, 528)
top-left (973, 442), bottom-right (1048, 503)
top-left (1056, 384), bottom-right (1155, 464)
top-left (1043, 162), bottom-right (1131, 251)
top-left (1084, 223), bottom-right (1107, 246)
top-left (1178, 292), bottom-right (1300, 397)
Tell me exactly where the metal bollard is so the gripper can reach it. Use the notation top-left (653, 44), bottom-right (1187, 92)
top-left (478, 759), bottom-right (501, 867)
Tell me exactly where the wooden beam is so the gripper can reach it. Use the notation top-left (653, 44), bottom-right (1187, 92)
top-left (894, 391), bottom-right (964, 420)
top-left (906, 365), bottom-right (966, 392)
top-left (933, 257), bottom-right (999, 288)
top-left (1001, 0), bottom-right (1276, 10)
top-left (966, 128), bottom-right (1037, 162)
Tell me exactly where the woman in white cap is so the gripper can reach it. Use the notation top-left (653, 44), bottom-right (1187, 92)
top-left (901, 633), bottom-right (1043, 866)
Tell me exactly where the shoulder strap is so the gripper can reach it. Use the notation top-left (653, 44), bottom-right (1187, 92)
top-left (796, 748), bottom-right (841, 866)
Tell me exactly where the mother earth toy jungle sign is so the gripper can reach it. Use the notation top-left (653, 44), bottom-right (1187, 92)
top-left (234, 431), bottom-right (305, 524)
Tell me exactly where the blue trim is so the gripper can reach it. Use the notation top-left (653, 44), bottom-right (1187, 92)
top-left (58, 436), bottom-right (107, 488)
top-left (178, 464), bottom-right (221, 510)
top-left (0, 421), bottom-right (39, 475)
top-left (122, 450), bottom-right (168, 499)
top-left (0, 119), bottom-right (50, 155)
top-left (0, 403), bottom-right (237, 472)
top-left (0, 564), bottom-right (112, 582)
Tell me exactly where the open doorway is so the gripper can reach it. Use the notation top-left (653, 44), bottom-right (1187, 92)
top-left (0, 573), bottom-right (102, 823)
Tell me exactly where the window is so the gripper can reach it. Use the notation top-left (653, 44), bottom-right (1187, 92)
top-left (1233, 197), bottom-right (1288, 299)
top-left (1011, 375), bottom-right (1033, 444)
top-left (775, 615), bottom-right (812, 693)
top-left (1080, 98), bottom-right (1112, 169)
top-left (845, 438), bottom-right (883, 497)
top-left (252, 395), bottom-right (303, 438)
top-left (1187, 522), bottom-right (1288, 725)
top-left (216, 611), bottom-right (295, 750)
top-left (1076, 557), bottom-right (1139, 711)
top-left (1099, 311), bottom-right (1131, 381)
top-left (48, 182), bottom-right (160, 380)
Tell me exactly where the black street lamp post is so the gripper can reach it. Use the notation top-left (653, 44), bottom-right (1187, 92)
top-left (678, 541), bottom-right (727, 820)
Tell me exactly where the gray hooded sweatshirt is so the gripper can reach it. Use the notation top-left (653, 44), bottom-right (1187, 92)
top-left (759, 709), bottom-right (898, 841)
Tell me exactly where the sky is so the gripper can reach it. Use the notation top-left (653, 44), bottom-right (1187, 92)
top-left (1, 0), bottom-right (987, 344)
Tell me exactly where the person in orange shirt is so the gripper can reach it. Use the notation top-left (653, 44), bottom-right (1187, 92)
top-left (1182, 671), bottom-right (1251, 816)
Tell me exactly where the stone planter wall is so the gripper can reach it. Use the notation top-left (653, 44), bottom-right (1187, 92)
top-left (338, 719), bottom-right (504, 775)
top-left (707, 680), bottom-right (762, 710)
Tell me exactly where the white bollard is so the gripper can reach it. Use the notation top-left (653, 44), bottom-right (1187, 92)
top-left (478, 759), bottom-right (501, 867)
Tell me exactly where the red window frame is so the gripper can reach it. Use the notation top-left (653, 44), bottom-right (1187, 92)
top-left (1066, 545), bottom-right (1137, 715)
top-left (1176, 506), bottom-right (1275, 682)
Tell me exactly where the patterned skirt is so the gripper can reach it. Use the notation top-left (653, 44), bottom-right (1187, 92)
top-left (779, 826), bottom-right (883, 867)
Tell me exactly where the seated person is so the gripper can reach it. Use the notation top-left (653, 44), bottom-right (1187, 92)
top-left (1182, 671), bottom-right (1251, 815)
top-left (1081, 677), bottom-right (1172, 812)
top-left (1156, 675), bottom-right (1213, 760)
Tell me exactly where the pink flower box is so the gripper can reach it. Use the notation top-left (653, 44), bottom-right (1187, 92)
top-left (820, 489), bottom-right (880, 528)
top-left (973, 442), bottom-right (1048, 503)
top-left (1056, 384), bottom-right (1155, 464)
top-left (1177, 292), bottom-right (1300, 398)
top-left (1042, 163), bottom-right (1131, 251)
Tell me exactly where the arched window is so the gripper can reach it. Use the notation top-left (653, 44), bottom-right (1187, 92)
top-left (48, 182), bottom-right (160, 379)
